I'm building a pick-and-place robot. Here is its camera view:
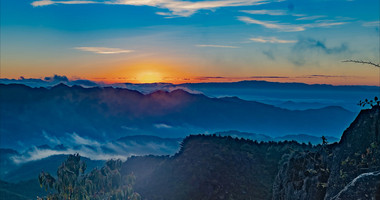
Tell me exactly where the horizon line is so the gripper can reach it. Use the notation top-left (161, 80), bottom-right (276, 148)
top-left (1, 77), bottom-right (380, 87)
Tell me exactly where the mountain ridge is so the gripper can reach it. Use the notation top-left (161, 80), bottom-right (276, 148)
top-left (0, 83), bottom-right (355, 149)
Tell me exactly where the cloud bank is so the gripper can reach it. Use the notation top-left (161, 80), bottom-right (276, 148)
top-left (0, 75), bottom-right (98, 88)
top-left (11, 132), bottom-right (181, 164)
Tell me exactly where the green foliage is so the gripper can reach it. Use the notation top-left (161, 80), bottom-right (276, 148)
top-left (38, 154), bottom-right (140, 200)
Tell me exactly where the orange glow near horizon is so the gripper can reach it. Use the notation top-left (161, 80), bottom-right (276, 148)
top-left (2, 61), bottom-right (380, 86)
top-left (2, 73), bottom-right (379, 86)
top-left (136, 71), bottom-right (163, 83)
top-left (86, 74), bottom-right (380, 86)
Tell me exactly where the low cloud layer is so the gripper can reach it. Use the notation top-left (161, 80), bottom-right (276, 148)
top-left (0, 75), bottom-right (98, 88)
top-left (11, 132), bottom-right (181, 164)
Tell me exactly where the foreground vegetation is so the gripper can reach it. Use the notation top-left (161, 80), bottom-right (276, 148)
top-left (38, 154), bottom-right (140, 200)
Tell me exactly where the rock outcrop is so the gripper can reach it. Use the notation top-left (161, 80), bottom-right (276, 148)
top-left (325, 105), bottom-right (380, 199)
top-left (272, 150), bottom-right (330, 200)
top-left (330, 171), bottom-right (380, 200)
top-left (273, 105), bottom-right (380, 200)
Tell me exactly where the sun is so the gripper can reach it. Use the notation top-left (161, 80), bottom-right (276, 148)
top-left (136, 71), bottom-right (163, 83)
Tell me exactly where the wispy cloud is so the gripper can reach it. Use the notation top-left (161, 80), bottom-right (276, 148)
top-left (32, 0), bottom-right (97, 7)
top-left (262, 50), bottom-right (275, 60)
top-left (362, 21), bottom-right (380, 27)
top-left (74, 47), bottom-right (134, 54)
top-left (296, 15), bottom-right (326, 21)
top-left (250, 36), bottom-right (297, 43)
top-left (196, 44), bottom-right (239, 48)
top-left (304, 75), bottom-right (353, 78)
top-left (32, 0), bottom-right (274, 17)
top-left (238, 16), bottom-right (305, 32)
top-left (238, 16), bottom-right (347, 32)
top-left (240, 9), bottom-right (287, 16)
top-left (154, 123), bottom-right (173, 129)
top-left (307, 20), bottom-right (347, 28)
top-left (293, 38), bottom-right (348, 54)
top-left (289, 37), bottom-right (349, 66)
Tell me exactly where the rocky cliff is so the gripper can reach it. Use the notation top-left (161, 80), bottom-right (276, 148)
top-left (273, 105), bottom-right (380, 200)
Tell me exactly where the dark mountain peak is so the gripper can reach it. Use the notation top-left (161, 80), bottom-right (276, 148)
top-left (339, 105), bottom-right (380, 149)
top-left (322, 105), bottom-right (350, 111)
top-left (170, 89), bottom-right (190, 95)
top-left (51, 83), bottom-right (70, 90)
top-left (219, 96), bottom-right (243, 102)
top-left (53, 144), bottom-right (67, 150)
top-left (325, 105), bottom-right (380, 199)
top-left (102, 86), bottom-right (144, 96)
top-left (0, 83), bottom-right (28, 89)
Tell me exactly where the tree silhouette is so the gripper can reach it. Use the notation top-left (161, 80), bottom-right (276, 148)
top-left (358, 97), bottom-right (380, 108)
top-left (321, 136), bottom-right (328, 145)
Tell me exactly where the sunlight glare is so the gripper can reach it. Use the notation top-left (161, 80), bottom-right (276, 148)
top-left (137, 71), bottom-right (163, 83)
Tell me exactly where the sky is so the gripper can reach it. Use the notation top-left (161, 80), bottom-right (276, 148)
top-left (1, 0), bottom-right (379, 85)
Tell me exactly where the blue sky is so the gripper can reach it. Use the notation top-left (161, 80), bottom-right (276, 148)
top-left (1, 0), bottom-right (379, 85)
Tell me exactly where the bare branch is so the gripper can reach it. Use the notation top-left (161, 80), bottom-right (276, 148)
top-left (342, 60), bottom-right (380, 68)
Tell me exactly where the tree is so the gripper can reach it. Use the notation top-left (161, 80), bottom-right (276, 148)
top-left (321, 136), bottom-right (328, 145)
top-left (358, 97), bottom-right (380, 108)
top-left (38, 154), bottom-right (140, 200)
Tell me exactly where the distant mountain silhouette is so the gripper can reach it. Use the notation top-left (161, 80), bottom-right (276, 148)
top-left (0, 83), bottom-right (355, 149)
top-left (276, 100), bottom-right (328, 110)
top-left (2, 78), bottom-right (378, 111)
